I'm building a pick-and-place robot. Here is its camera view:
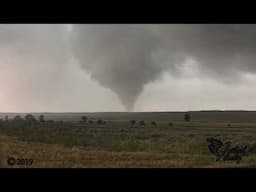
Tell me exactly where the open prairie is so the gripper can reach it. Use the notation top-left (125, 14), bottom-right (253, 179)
top-left (0, 111), bottom-right (256, 168)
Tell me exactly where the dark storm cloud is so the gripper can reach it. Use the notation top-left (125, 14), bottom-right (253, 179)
top-left (70, 25), bottom-right (163, 111)
top-left (70, 24), bottom-right (256, 110)
top-left (159, 24), bottom-right (256, 79)
top-left (1, 24), bottom-right (256, 111)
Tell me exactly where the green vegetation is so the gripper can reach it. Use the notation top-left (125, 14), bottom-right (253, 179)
top-left (184, 112), bottom-right (191, 122)
top-left (0, 113), bottom-right (256, 167)
top-left (130, 120), bottom-right (136, 128)
top-left (81, 116), bottom-right (88, 123)
top-left (39, 115), bottom-right (45, 123)
top-left (151, 121), bottom-right (157, 127)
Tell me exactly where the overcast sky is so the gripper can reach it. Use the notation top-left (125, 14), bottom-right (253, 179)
top-left (0, 24), bottom-right (256, 112)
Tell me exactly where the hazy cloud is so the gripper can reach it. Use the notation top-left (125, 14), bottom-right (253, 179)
top-left (70, 24), bottom-right (256, 110)
top-left (1, 24), bottom-right (256, 112)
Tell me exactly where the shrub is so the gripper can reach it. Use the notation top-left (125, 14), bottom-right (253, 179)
top-left (130, 120), bottom-right (136, 127)
top-left (39, 114), bottom-right (45, 122)
top-left (139, 120), bottom-right (145, 126)
top-left (81, 116), bottom-right (88, 123)
top-left (184, 113), bottom-right (191, 122)
top-left (14, 115), bottom-right (22, 121)
top-left (151, 121), bottom-right (157, 127)
top-left (25, 114), bottom-right (36, 122)
top-left (97, 119), bottom-right (103, 124)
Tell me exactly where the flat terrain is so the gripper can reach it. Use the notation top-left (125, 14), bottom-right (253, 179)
top-left (2, 110), bottom-right (256, 122)
top-left (0, 111), bottom-right (256, 168)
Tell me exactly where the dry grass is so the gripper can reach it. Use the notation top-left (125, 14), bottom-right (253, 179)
top-left (1, 117), bottom-right (256, 168)
top-left (0, 135), bottom-right (255, 168)
top-left (0, 135), bottom-right (190, 168)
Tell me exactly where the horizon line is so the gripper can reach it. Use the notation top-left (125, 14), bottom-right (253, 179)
top-left (1, 110), bottom-right (256, 114)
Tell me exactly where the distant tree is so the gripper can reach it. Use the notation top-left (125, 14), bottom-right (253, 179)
top-left (151, 121), bottom-right (157, 127)
top-left (184, 113), bottom-right (191, 122)
top-left (47, 120), bottom-right (54, 123)
top-left (39, 114), bottom-right (45, 122)
top-left (103, 121), bottom-right (107, 125)
top-left (81, 116), bottom-right (88, 123)
top-left (139, 120), bottom-right (145, 126)
top-left (168, 122), bottom-right (173, 127)
top-left (14, 115), bottom-right (22, 121)
top-left (25, 114), bottom-right (36, 122)
top-left (89, 120), bottom-right (93, 124)
top-left (130, 120), bottom-right (136, 128)
top-left (97, 119), bottom-right (103, 124)
top-left (5, 115), bottom-right (8, 121)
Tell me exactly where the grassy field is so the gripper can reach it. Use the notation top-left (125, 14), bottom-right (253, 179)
top-left (0, 112), bottom-right (256, 168)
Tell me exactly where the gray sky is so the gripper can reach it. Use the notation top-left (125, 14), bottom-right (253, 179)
top-left (0, 24), bottom-right (256, 112)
